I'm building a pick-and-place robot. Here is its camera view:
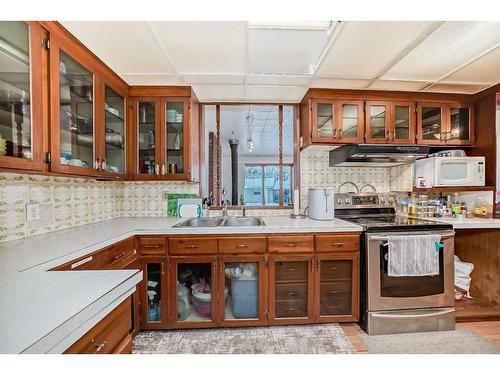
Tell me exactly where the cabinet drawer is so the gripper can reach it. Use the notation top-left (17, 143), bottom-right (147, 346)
top-left (315, 234), bottom-right (359, 253)
top-left (106, 253), bottom-right (138, 270)
top-left (138, 236), bottom-right (167, 256)
top-left (218, 236), bottom-right (266, 254)
top-left (169, 237), bottom-right (218, 255)
top-left (269, 235), bottom-right (314, 253)
top-left (275, 261), bottom-right (309, 282)
top-left (99, 237), bottom-right (136, 267)
top-left (320, 260), bottom-right (353, 281)
top-left (65, 298), bottom-right (131, 354)
top-left (275, 282), bottom-right (308, 302)
top-left (275, 300), bottom-right (308, 318)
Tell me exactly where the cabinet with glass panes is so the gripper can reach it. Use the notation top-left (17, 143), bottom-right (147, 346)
top-left (0, 22), bottom-right (47, 171)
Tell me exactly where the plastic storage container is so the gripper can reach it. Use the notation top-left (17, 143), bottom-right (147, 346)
top-left (230, 277), bottom-right (258, 319)
top-left (177, 283), bottom-right (191, 321)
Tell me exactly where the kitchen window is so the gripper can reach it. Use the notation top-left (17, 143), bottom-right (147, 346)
top-left (202, 104), bottom-right (297, 208)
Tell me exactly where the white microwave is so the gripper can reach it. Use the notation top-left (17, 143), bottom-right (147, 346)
top-left (414, 157), bottom-right (485, 188)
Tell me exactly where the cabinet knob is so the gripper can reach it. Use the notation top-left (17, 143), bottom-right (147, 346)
top-left (331, 242), bottom-right (345, 247)
top-left (285, 243), bottom-right (297, 247)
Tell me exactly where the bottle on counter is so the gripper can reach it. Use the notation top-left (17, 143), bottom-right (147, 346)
top-left (408, 193), bottom-right (417, 217)
top-left (451, 193), bottom-right (462, 217)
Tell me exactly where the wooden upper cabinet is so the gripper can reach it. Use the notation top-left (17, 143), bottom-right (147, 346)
top-left (0, 22), bottom-right (48, 172)
top-left (417, 103), bottom-right (473, 146)
top-left (365, 101), bottom-right (390, 143)
top-left (129, 88), bottom-right (199, 181)
top-left (49, 28), bottom-right (129, 178)
top-left (310, 99), bottom-right (364, 144)
top-left (390, 101), bottom-right (416, 144)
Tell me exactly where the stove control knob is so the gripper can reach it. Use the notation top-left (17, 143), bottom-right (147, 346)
top-left (337, 197), bottom-right (342, 205)
top-left (380, 196), bottom-right (386, 204)
top-left (344, 198), bottom-right (350, 204)
top-left (388, 197), bottom-right (394, 205)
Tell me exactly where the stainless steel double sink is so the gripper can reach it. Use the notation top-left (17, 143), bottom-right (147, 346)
top-left (173, 216), bottom-right (265, 228)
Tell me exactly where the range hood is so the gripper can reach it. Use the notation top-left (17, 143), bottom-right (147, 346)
top-left (329, 144), bottom-right (430, 167)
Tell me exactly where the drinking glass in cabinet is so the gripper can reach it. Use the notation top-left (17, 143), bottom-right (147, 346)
top-left (0, 22), bottom-right (32, 160)
top-left (104, 86), bottom-right (124, 173)
top-left (369, 106), bottom-right (386, 139)
top-left (275, 261), bottom-right (308, 318)
top-left (341, 104), bottom-right (359, 138)
top-left (421, 107), bottom-right (442, 141)
top-left (146, 263), bottom-right (162, 322)
top-left (449, 108), bottom-right (470, 141)
top-left (138, 102), bottom-right (156, 174)
top-left (177, 263), bottom-right (214, 322)
top-left (224, 262), bottom-right (259, 320)
top-left (319, 260), bottom-right (352, 316)
top-left (394, 106), bottom-right (410, 140)
top-left (316, 103), bottom-right (334, 137)
top-left (59, 51), bottom-right (93, 168)
top-left (166, 102), bottom-right (184, 174)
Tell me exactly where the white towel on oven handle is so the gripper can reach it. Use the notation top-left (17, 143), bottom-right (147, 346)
top-left (387, 234), bottom-right (441, 277)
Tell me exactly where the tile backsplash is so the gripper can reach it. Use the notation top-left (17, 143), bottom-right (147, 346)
top-left (0, 173), bottom-right (198, 243)
top-left (300, 147), bottom-right (413, 208)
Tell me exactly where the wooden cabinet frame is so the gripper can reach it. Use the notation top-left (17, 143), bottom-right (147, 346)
top-left (390, 101), bottom-right (416, 144)
top-left (314, 252), bottom-right (359, 323)
top-left (0, 22), bottom-right (48, 172)
top-left (268, 254), bottom-right (315, 325)
top-left (217, 254), bottom-right (268, 327)
top-left (169, 255), bottom-right (218, 328)
top-left (364, 101), bottom-right (391, 144)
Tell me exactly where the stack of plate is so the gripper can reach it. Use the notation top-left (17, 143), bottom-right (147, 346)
top-left (0, 136), bottom-right (6, 157)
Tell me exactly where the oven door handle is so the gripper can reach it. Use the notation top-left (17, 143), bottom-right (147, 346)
top-left (370, 308), bottom-right (454, 319)
top-left (369, 233), bottom-right (455, 241)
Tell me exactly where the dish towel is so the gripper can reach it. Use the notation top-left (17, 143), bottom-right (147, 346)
top-left (388, 234), bottom-right (441, 277)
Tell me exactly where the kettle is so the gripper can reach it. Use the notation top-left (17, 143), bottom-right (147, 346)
top-left (308, 188), bottom-right (335, 220)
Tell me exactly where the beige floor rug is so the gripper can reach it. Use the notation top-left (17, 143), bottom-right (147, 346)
top-left (133, 324), bottom-right (356, 354)
top-left (361, 329), bottom-right (500, 354)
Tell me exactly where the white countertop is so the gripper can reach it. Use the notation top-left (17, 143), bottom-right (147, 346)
top-left (0, 216), bottom-right (362, 354)
top-left (426, 216), bottom-right (500, 229)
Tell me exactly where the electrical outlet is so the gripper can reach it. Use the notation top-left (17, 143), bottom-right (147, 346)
top-left (26, 203), bottom-right (40, 222)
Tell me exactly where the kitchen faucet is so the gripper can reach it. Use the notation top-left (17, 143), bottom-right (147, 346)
top-left (221, 188), bottom-right (228, 217)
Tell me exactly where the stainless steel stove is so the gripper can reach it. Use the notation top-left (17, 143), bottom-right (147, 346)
top-left (334, 193), bottom-right (456, 335)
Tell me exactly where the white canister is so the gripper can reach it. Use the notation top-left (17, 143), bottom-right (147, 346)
top-left (308, 188), bottom-right (335, 220)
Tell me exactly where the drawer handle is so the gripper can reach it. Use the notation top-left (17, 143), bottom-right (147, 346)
top-left (331, 242), bottom-right (345, 247)
top-left (94, 340), bottom-right (108, 352)
top-left (287, 268), bottom-right (297, 272)
top-left (236, 244), bottom-right (249, 248)
top-left (185, 244), bottom-right (200, 249)
top-left (285, 243), bottom-right (297, 247)
top-left (287, 292), bottom-right (297, 297)
top-left (327, 305), bottom-right (336, 309)
top-left (285, 307), bottom-right (296, 312)
top-left (112, 252), bottom-right (127, 261)
top-left (330, 267), bottom-right (339, 271)
top-left (144, 245), bottom-right (160, 249)
top-left (328, 290), bottom-right (340, 295)
top-left (70, 256), bottom-right (93, 269)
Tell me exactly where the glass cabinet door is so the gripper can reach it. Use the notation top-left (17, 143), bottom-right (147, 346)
top-left (272, 258), bottom-right (312, 320)
top-left (392, 102), bottom-right (415, 144)
top-left (174, 259), bottom-right (216, 324)
top-left (222, 261), bottom-right (261, 322)
top-left (142, 261), bottom-right (164, 327)
top-left (448, 107), bottom-right (471, 143)
top-left (419, 104), bottom-right (444, 143)
top-left (104, 86), bottom-right (125, 173)
top-left (0, 22), bottom-right (44, 170)
top-left (137, 101), bottom-right (158, 175)
top-left (337, 101), bottom-right (363, 142)
top-left (366, 102), bottom-right (389, 142)
top-left (59, 51), bottom-right (94, 170)
top-left (314, 102), bottom-right (334, 139)
top-left (164, 100), bottom-right (185, 175)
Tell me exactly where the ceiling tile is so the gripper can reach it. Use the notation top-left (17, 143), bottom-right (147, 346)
top-left (310, 78), bottom-right (371, 89)
top-left (424, 83), bottom-right (490, 94)
top-left (383, 21), bottom-right (500, 82)
top-left (149, 21), bottom-right (246, 74)
top-left (120, 73), bottom-right (187, 86)
top-left (246, 74), bottom-right (311, 86)
top-left (192, 84), bottom-right (245, 102)
top-left (369, 80), bottom-right (430, 91)
top-left (443, 46), bottom-right (500, 84)
top-left (182, 74), bottom-right (244, 85)
top-left (61, 21), bottom-right (175, 74)
top-left (317, 21), bottom-right (437, 79)
top-left (244, 85), bottom-right (308, 102)
top-left (248, 28), bottom-right (327, 75)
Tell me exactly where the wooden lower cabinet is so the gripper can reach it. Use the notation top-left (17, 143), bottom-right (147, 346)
top-left (315, 252), bottom-right (359, 322)
top-left (65, 298), bottom-right (132, 354)
top-left (268, 254), bottom-right (315, 324)
top-left (140, 257), bottom-right (168, 330)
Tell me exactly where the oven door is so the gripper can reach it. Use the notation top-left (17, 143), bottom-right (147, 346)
top-left (366, 230), bottom-right (455, 311)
